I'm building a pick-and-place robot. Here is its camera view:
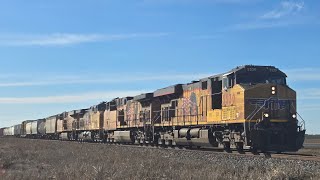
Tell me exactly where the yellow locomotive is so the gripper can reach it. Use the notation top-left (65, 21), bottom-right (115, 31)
top-left (2, 65), bottom-right (306, 153)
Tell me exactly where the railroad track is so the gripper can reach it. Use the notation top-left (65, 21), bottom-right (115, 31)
top-left (23, 138), bottom-right (320, 162)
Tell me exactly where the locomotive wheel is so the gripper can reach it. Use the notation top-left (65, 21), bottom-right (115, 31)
top-left (236, 142), bottom-right (244, 153)
top-left (224, 142), bottom-right (231, 153)
top-left (251, 148), bottom-right (259, 155)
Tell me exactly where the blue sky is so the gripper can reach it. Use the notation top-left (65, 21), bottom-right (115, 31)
top-left (0, 0), bottom-right (319, 134)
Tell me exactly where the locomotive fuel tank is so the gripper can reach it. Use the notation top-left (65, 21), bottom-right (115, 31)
top-left (113, 131), bottom-right (134, 143)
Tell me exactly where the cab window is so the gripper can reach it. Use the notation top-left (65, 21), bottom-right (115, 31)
top-left (222, 73), bottom-right (235, 90)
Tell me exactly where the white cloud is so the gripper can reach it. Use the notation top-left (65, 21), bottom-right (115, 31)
top-left (192, 35), bottom-right (222, 40)
top-left (261, 1), bottom-right (304, 19)
top-left (298, 104), bottom-right (320, 111)
top-left (229, 1), bottom-right (306, 30)
top-left (0, 90), bottom-right (147, 104)
top-left (232, 20), bottom-right (298, 30)
top-left (142, 0), bottom-right (257, 4)
top-left (297, 88), bottom-right (320, 100)
top-left (0, 73), bottom-right (212, 87)
top-left (0, 33), bottom-right (169, 46)
top-left (286, 68), bottom-right (320, 81)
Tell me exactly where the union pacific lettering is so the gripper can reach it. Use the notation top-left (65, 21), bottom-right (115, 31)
top-left (247, 98), bottom-right (295, 110)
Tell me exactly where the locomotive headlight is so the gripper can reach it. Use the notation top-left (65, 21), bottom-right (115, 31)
top-left (264, 113), bottom-right (269, 118)
top-left (292, 114), bottom-right (297, 119)
top-left (271, 86), bottom-right (276, 95)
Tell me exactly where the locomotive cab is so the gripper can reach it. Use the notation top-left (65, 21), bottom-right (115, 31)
top-left (224, 66), bottom-right (305, 152)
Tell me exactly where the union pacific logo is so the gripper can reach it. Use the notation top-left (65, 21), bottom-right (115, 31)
top-left (247, 98), bottom-right (295, 110)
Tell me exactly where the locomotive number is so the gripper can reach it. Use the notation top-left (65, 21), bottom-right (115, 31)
top-left (223, 93), bottom-right (236, 106)
top-left (269, 68), bottom-right (277, 72)
top-left (247, 68), bottom-right (257, 72)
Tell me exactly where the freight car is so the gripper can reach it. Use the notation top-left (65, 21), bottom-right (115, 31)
top-left (46, 115), bottom-right (59, 139)
top-left (3, 126), bottom-right (14, 136)
top-left (0, 128), bottom-right (4, 137)
top-left (1, 65), bottom-right (306, 153)
top-left (26, 121), bottom-right (33, 137)
top-left (37, 119), bottom-right (46, 138)
top-left (21, 120), bottom-right (33, 138)
top-left (14, 124), bottom-right (22, 137)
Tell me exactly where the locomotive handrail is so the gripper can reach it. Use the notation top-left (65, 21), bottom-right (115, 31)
top-left (297, 112), bottom-right (306, 131)
top-left (290, 102), bottom-right (306, 131)
top-left (246, 97), bottom-right (273, 121)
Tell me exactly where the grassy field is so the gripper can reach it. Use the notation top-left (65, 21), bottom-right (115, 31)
top-left (299, 135), bottom-right (320, 156)
top-left (0, 138), bottom-right (320, 180)
top-left (305, 135), bottom-right (320, 144)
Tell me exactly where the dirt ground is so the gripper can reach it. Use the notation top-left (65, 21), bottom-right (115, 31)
top-left (0, 137), bottom-right (320, 180)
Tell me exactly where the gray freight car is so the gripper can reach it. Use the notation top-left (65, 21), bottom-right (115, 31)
top-left (26, 121), bottom-right (33, 137)
top-left (31, 121), bottom-right (38, 137)
top-left (28, 119), bottom-right (46, 138)
top-left (4, 127), bottom-right (14, 136)
top-left (14, 124), bottom-right (22, 137)
top-left (0, 128), bottom-right (4, 137)
top-left (46, 115), bottom-right (59, 139)
top-left (21, 120), bottom-right (33, 138)
top-left (37, 119), bottom-right (46, 138)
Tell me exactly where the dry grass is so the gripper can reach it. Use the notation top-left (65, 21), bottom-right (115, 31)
top-left (300, 136), bottom-right (320, 156)
top-left (0, 137), bottom-right (320, 180)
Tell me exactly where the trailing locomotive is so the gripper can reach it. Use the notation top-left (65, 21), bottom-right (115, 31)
top-left (0, 65), bottom-right (306, 153)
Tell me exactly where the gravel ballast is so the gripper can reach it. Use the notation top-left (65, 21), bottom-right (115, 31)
top-left (0, 138), bottom-right (319, 180)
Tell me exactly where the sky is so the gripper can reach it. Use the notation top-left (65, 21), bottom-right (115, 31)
top-left (0, 0), bottom-right (319, 134)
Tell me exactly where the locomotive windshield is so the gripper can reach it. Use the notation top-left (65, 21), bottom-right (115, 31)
top-left (235, 68), bottom-right (287, 85)
top-left (236, 75), bottom-right (286, 85)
